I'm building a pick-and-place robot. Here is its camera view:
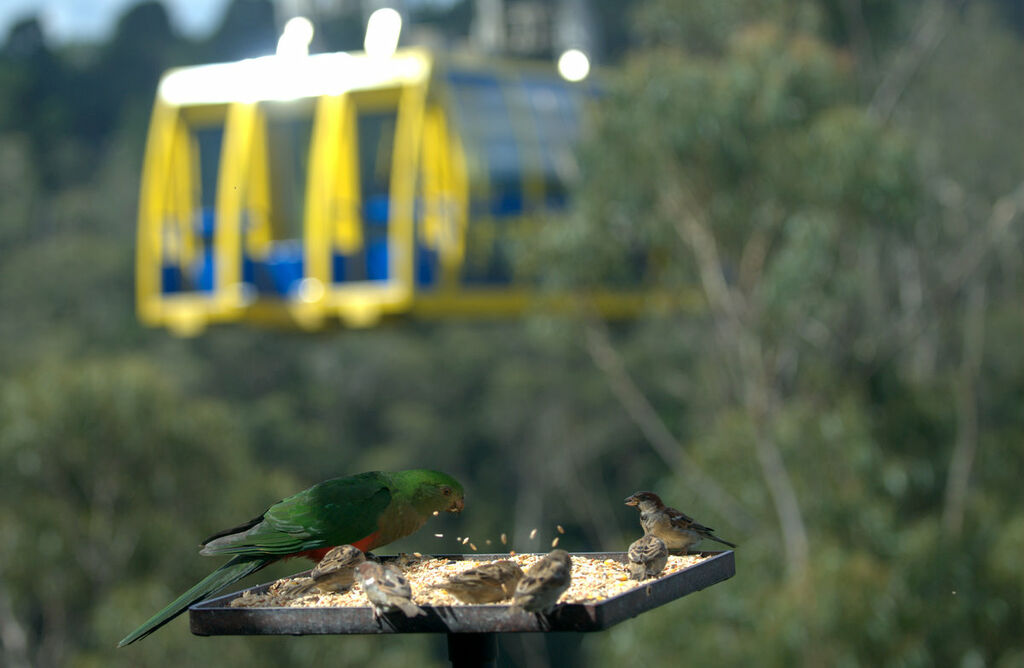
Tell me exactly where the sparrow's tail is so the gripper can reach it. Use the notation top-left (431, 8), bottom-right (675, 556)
top-left (395, 598), bottom-right (426, 618)
top-left (118, 554), bottom-right (271, 647)
top-left (282, 577), bottom-right (318, 597)
top-left (706, 533), bottom-right (738, 549)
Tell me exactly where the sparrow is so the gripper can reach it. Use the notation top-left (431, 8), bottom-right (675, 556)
top-left (286, 544), bottom-right (366, 596)
top-left (354, 561), bottom-right (425, 619)
top-left (627, 534), bottom-right (668, 580)
top-left (624, 491), bottom-right (737, 552)
top-left (511, 549), bottom-right (572, 614)
top-left (431, 560), bottom-right (525, 603)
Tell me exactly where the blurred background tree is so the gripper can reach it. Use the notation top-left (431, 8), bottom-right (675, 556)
top-left (0, 0), bottom-right (1022, 666)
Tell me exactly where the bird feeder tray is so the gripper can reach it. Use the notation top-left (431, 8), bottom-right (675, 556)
top-left (189, 550), bottom-right (734, 636)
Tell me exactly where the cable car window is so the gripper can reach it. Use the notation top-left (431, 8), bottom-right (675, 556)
top-left (355, 108), bottom-right (396, 281)
top-left (521, 76), bottom-right (583, 208)
top-left (265, 104), bottom-right (314, 241)
top-left (175, 119), bottom-right (224, 293)
top-left (237, 102), bottom-right (315, 298)
top-left (357, 111), bottom-right (394, 223)
top-left (195, 126), bottom-right (223, 213)
top-left (445, 71), bottom-right (523, 218)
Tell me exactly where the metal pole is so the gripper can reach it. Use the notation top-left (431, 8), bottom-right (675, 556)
top-left (447, 632), bottom-right (497, 668)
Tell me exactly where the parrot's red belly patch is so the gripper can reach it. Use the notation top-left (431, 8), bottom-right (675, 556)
top-left (294, 532), bottom-right (381, 563)
top-left (350, 532), bottom-right (381, 552)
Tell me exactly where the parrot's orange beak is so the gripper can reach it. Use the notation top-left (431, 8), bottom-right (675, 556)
top-left (447, 497), bottom-right (464, 513)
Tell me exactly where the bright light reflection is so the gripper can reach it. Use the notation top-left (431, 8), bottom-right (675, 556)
top-left (277, 16), bottom-right (314, 58)
top-left (297, 277), bottom-right (325, 303)
top-left (364, 8), bottom-right (402, 59)
top-left (159, 52), bottom-right (364, 105)
top-left (557, 49), bottom-right (590, 82)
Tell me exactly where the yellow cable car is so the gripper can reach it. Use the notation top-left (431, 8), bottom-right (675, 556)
top-left (136, 48), bottom-right (662, 336)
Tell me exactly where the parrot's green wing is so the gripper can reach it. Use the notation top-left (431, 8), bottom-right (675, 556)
top-left (200, 472), bottom-right (393, 556)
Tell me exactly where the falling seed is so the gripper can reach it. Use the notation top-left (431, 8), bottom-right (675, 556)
top-left (462, 537), bottom-right (470, 545)
top-left (486, 539), bottom-right (492, 545)
top-left (501, 533), bottom-right (507, 545)
top-left (470, 543), bottom-right (477, 551)
top-left (551, 537), bottom-right (560, 548)
top-left (413, 552), bottom-right (423, 557)
top-left (434, 533), bottom-right (444, 538)
top-left (433, 511), bottom-right (439, 516)
top-left (529, 528), bottom-right (538, 540)
top-left (557, 525), bottom-right (565, 534)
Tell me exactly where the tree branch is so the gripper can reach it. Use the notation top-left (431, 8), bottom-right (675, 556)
top-left (666, 184), bottom-right (809, 575)
top-left (868, 0), bottom-right (963, 123)
top-left (0, 587), bottom-right (30, 668)
top-left (583, 321), bottom-right (757, 533)
top-left (841, 0), bottom-right (878, 79)
top-left (942, 180), bottom-right (1024, 287)
top-left (942, 282), bottom-right (986, 537)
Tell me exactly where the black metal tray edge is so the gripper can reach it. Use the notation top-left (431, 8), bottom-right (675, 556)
top-left (190, 550), bottom-right (735, 636)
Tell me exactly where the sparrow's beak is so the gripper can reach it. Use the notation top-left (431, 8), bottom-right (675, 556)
top-left (447, 497), bottom-right (464, 513)
top-left (624, 496), bottom-right (638, 506)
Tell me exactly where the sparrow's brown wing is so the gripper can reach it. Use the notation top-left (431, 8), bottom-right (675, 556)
top-left (311, 545), bottom-right (365, 579)
top-left (434, 562), bottom-right (520, 602)
top-left (282, 576), bottom-right (318, 597)
top-left (378, 565), bottom-right (413, 598)
top-left (628, 535), bottom-right (667, 563)
top-left (665, 506), bottom-right (712, 532)
top-left (494, 561), bottom-right (525, 590)
top-left (523, 557), bottom-right (570, 592)
top-left (665, 507), bottom-right (737, 548)
top-left (514, 554), bottom-right (572, 611)
top-left (358, 563), bottom-right (424, 616)
top-left (381, 566), bottom-right (425, 616)
top-left (452, 563), bottom-right (507, 586)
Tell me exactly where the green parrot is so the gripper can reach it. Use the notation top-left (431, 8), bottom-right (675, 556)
top-left (118, 469), bottom-right (464, 647)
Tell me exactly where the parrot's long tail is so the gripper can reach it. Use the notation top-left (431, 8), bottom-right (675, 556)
top-left (118, 555), bottom-right (272, 647)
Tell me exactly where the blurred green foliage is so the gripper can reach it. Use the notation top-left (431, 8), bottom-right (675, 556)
top-left (0, 1), bottom-right (1022, 666)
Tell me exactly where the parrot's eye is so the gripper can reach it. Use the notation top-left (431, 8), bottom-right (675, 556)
top-left (441, 486), bottom-right (452, 496)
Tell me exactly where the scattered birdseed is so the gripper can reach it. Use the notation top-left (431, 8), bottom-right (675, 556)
top-left (462, 537), bottom-right (470, 545)
top-left (501, 533), bottom-right (508, 545)
top-left (434, 534), bottom-right (444, 538)
top-left (509, 550), bottom-right (516, 556)
top-left (230, 553), bottom-right (708, 610)
top-left (413, 552), bottom-right (422, 558)
top-left (486, 539), bottom-right (492, 545)
top-left (432, 511), bottom-right (439, 516)
top-left (529, 529), bottom-right (538, 540)
top-left (551, 537), bottom-right (560, 548)
top-left (469, 543), bottom-right (478, 551)
top-left (557, 525), bottom-right (565, 534)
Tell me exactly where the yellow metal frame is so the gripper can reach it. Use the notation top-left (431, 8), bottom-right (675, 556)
top-left (420, 103), bottom-right (469, 288)
top-left (137, 101), bottom-right (246, 336)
